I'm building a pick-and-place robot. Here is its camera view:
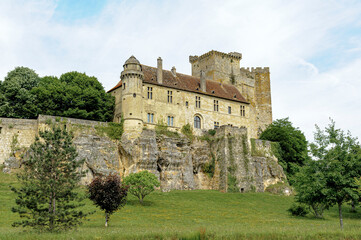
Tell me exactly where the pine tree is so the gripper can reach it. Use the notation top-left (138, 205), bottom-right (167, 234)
top-left (11, 124), bottom-right (89, 231)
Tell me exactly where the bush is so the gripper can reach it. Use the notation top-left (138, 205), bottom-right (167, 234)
top-left (155, 121), bottom-right (180, 138)
top-left (181, 124), bottom-right (193, 141)
top-left (123, 171), bottom-right (160, 205)
top-left (287, 204), bottom-right (309, 217)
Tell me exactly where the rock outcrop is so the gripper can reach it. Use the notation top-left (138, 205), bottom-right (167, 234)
top-left (2, 120), bottom-right (288, 193)
top-left (117, 126), bottom-right (287, 193)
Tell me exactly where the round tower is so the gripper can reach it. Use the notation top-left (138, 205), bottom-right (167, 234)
top-left (121, 56), bottom-right (144, 136)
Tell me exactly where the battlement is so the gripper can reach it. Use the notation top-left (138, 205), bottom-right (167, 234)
top-left (189, 50), bottom-right (242, 63)
top-left (240, 67), bottom-right (270, 74)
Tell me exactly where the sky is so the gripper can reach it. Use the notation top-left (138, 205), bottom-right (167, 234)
top-left (0, 0), bottom-right (360, 141)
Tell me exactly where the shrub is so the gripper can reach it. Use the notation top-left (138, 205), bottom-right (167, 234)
top-left (155, 121), bottom-right (179, 138)
top-left (123, 171), bottom-right (160, 205)
top-left (287, 204), bottom-right (309, 217)
top-left (181, 124), bottom-right (193, 141)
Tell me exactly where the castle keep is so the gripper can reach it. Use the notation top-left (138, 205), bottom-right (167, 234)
top-left (108, 50), bottom-right (272, 139)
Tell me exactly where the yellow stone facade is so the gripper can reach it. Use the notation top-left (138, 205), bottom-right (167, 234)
top-left (109, 50), bottom-right (272, 139)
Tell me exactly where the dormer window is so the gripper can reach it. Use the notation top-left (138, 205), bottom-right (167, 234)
top-left (211, 90), bottom-right (215, 94)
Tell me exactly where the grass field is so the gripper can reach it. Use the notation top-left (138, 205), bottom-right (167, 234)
top-left (1, 172), bottom-right (361, 239)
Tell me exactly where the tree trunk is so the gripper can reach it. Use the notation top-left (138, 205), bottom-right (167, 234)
top-left (351, 200), bottom-right (356, 212)
top-left (140, 197), bottom-right (143, 205)
top-left (338, 202), bottom-right (343, 230)
top-left (105, 213), bottom-right (108, 227)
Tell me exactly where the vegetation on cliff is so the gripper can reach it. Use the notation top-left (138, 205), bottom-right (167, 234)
top-left (260, 118), bottom-right (308, 184)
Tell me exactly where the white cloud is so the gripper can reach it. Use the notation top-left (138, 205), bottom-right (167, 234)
top-left (0, 0), bottom-right (360, 140)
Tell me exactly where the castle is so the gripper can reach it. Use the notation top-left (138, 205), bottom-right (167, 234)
top-left (108, 50), bottom-right (272, 139)
top-left (1, 51), bottom-right (287, 193)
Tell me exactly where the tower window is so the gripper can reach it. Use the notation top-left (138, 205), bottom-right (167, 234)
top-left (123, 83), bottom-right (126, 90)
top-left (214, 100), bottom-right (219, 112)
top-left (214, 122), bottom-right (219, 129)
top-left (194, 116), bottom-right (201, 129)
top-left (167, 116), bottom-right (174, 126)
top-left (147, 87), bottom-right (153, 99)
top-left (195, 96), bottom-right (201, 108)
top-left (147, 113), bottom-right (154, 123)
top-left (167, 91), bottom-right (173, 103)
top-left (228, 106), bottom-right (231, 114)
top-left (240, 105), bottom-right (246, 117)
top-left (185, 101), bottom-right (189, 107)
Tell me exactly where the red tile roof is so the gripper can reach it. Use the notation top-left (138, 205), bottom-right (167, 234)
top-left (108, 65), bottom-right (249, 104)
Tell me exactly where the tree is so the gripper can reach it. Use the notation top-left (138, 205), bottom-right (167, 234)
top-left (32, 72), bottom-right (114, 122)
top-left (293, 160), bottom-right (328, 218)
top-left (259, 118), bottom-right (308, 184)
top-left (88, 174), bottom-right (128, 227)
top-left (309, 119), bottom-right (361, 229)
top-left (0, 67), bottom-right (40, 118)
top-left (123, 171), bottom-right (160, 205)
top-left (11, 124), bottom-right (88, 231)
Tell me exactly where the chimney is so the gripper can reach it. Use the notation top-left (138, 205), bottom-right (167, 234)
top-left (200, 70), bottom-right (206, 92)
top-left (171, 66), bottom-right (177, 77)
top-left (157, 57), bottom-right (163, 84)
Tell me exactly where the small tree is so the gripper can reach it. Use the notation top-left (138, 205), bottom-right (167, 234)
top-left (88, 174), bottom-right (128, 227)
top-left (11, 125), bottom-right (88, 231)
top-left (123, 171), bottom-right (160, 205)
top-left (293, 160), bottom-right (328, 218)
top-left (309, 119), bottom-right (361, 229)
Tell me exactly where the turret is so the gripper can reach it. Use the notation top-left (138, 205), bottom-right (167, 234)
top-left (120, 56), bottom-right (144, 136)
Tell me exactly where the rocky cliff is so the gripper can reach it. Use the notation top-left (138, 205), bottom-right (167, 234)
top-left (3, 117), bottom-right (287, 193)
top-left (116, 125), bottom-right (287, 193)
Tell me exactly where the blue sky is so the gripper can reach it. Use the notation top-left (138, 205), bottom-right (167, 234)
top-left (0, 0), bottom-right (360, 141)
top-left (51, 0), bottom-right (107, 23)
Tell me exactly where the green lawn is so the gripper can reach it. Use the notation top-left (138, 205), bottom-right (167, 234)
top-left (1, 171), bottom-right (361, 239)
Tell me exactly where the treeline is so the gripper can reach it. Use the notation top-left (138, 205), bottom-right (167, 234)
top-left (260, 118), bottom-right (361, 229)
top-left (0, 67), bottom-right (114, 122)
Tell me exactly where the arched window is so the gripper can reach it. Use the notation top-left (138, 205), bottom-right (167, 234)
top-left (194, 116), bottom-right (201, 129)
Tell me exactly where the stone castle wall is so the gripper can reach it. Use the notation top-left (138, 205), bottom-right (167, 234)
top-left (0, 115), bottom-right (109, 165)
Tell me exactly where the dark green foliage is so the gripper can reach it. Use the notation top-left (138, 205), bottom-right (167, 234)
top-left (0, 67), bottom-right (114, 122)
top-left (181, 123), bottom-right (194, 141)
top-left (0, 67), bottom-right (40, 118)
top-left (293, 160), bottom-right (328, 218)
top-left (11, 125), bottom-right (88, 231)
top-left (260, 118), bottom-right (308, 185)
top-left (208, 129), bottom-right (216, 136)
top-left (287, 204), bottom-right (309, 217)
top-left (32, 72), bottom-right (114, 122)
top-left (123, 171), bottom-right (160, 205)
top-left (88, 174), bottom-right (128, 227)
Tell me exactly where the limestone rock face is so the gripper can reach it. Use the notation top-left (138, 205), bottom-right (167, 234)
top-left (118, 126), bottom-right (287, 192)
top-left (73, 134), bottom-right (120, 184)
